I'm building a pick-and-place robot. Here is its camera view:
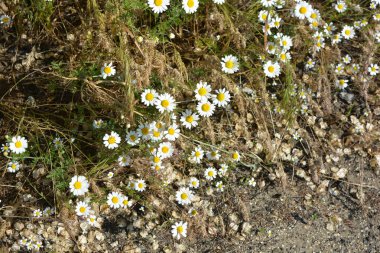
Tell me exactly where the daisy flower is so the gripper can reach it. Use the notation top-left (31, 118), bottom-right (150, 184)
top-left (121, 196), bottom-right (133, 208)
top-left (1, 143), bottom-right (9, 152)
top-left (175, 187), bottom-right (194, 205)
top-left (43, 207), bottom-right (55, 216)
top-left (33, 209), bottom-right (42, 217)
top-left (294, 1), bottom-right (312, 20)
top-left (69, 175), bottom-right (89, 196)
top-left (231, 151), bottom-right (240, 162)
top-left (263, 61), bottom-right (281, 78)
top-left (279, 50), bottom-right (292, 63)
top-left (189, 177), bottom-right (200, 189)
top-left (260, 0), bottom-right (275, 7)
top-left (7, 161), bottom-right (20, 173)
top-left (152, 163), bottom-right (163, 171)
top-left (190, 146), bottom-right (204, 163)
top-left (218, 163), bottom-right (228, 176)
top-left (324, 22), bottom-right (336, 35)
top-left (87, 215), bottom-right (100, 227)
top-left (305, 58), bottom-right (315, 70)
top-left (107, 172), bottom-right (114, 178)
top-left (221, 55), bottom-right (239, 74)
top-left (197, 100), bottom-right (215, 117)
top-left (341, 25), bottom-right (355, 39)
top-left (332, 33), bottom-right (342, 44)
top-left (334, 1), bottom-right (346, 13)
top-left (270, 16), bottom-right (282, 28)
top-left (158, 142), bottom-right (174, 158)
top-left (171, 221), bottom-right (187, 240)
top-left (135, 179), bottom-right (147, 192)
top-left (335, 63), bottom-right (345, 74)
top-left (150, 127), bottom-right (164, 142)
top-left (188, 208), bottom-right (198, 217)
top-left (93, 119), bottom-right (104, 129)
top-left (151, 152), bottom-right (163, 165)
top-left (182, 0), bottom-right (199, 14)
top-left (118, 154), bottom-right (131, 167)
top-left (204, 167), bottom-right (217, 181)
top-left (180, 109), bottom-right (199, 129)
top-left (279, 35), bottom-right (293, 51)
top-left (342, 55), bottom-right (351, 64)
top-left (248, 177), bottom-right (257, 187)
top-left (137, 123), bottom-right (152, 140)
top-left (155, 93), bottom-right (176, 113)
top-left (207, 150), bottom-right (220, 160)
top-left (126, 130), bottom-right (140, 145)
top-left (212, 0), bottom-right (225, 4)
top-left (101, 63), bottom-right (116, 79)
top-left (0, 15), bottom-right (11, 26)
top-left (107, 192), bottom-right (123, 209)
top-left (374, 13), bottom-right (380, 21)
top-left (165, 123), bottom-right (180, 141)
top-left (103, 131), bottom-right (121, 149)
top-left (141, 89), bottom-right (158, 106)
top-left (258, 10), bottom-right (270, 23)
top-left (9, 136), bottom-right (28, 154)
top-left (368, 64), bottom-right (379, 76)
top-left (148, 0), bottom-right (170, 14)
top-left (212, 88), bottom-right (231, 107)
top-left (53, 137), bottom-right (63, 148)
top-left (194, 81), bottom-right (212, 101)
top-left (336, 79), bottom-right (348, 89)
top-left (215, 181), bottom-right (224, 192)
top-left (76, 201), bottom-right (90, 216)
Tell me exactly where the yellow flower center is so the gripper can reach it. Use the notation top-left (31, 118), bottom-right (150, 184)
top-left (79, 207), bottom-right (86, 213)
top-left (74, 181), bottom-right (82, 189)
top-left (310, 13), bottom-right (317, 19)
top-left (161, 146), bottom-right (169, 153)
top-left (161, 100), bottom-right (169, 108)
top-left (187, 0), bottom-right (194, 8)
top-left (186, 115), bottom-right (193, 123)
top-left (153, 156), bottom-right (160, 163)
top-left (146, 93), bottom-right (154, 101)
top-left (90, 218), bottom-right (95, 222)
top-left (225, 60), bottom-right (234, 69)
top-left (180, 193), bottom-right (188, 200)
top-left (201, 103), bottom-right (210, 112)
top-left (142, 127), bottom-right (149, 135)
top-left (112, 197), bottom-right (119, 204)
top-left (2, 17), bottom-right (10, 23)
top-left (312, 21), bottom-right (318, 27)
top-left (299, 6), bottom-right (307, 14)
top-left (217, 93), bottom-right (225, 101)
top-left (232, 152), bottom-right (239, 160)
top-left (280, 54), bottom-right (286, 61)
top-left (177, 226), bottom-right (184, 233)
top-left (345, 30), bottom-right (351, 35)
top-left (155, 165), bottom-right (160, 171)
top-left (123, 199), bottom-right (129, 206)
top-left (192, 181), bottom-right (197, 186)
top-left (198, 87), bottom-right (207, 96)
top-left (153, 130), bottom-right (161, 138)
top-left (268, 66), bottom-right (275, 73)
top-left (168, 128), bottom-right (175, 135)
top-left (262, 14), bottom-right (267, 20)
top-left (11, 164), bottom-right (17, 170)
top-left (104, 66), bottom-right (112, 74)
top-left (195, 151), bottom-right (201, 157)
top-left (15, 141), bottom-right (22, 148)
top-left (108, 136), bottom-right (116, 144)
top-left (130, 135), bottom-right (136, 141)
top-left (282, 40), bottom-right (287, 46)
top-left (154, 0), bottom-right (163, 6)
top-left (156, 122), bottom-right (163, 128)
top-left (208, 171), bottom-right (214, 177)
top-left (138, 182), bottom-right (144, 189)
top-left (337, 4), bottom-right (343, 9)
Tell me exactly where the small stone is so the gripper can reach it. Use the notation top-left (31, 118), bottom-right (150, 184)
top-left (78, 235), bottom-right (87, 245)
top-left (14, 222), bottom-right (24, 231)
top-left (326, 223), bottom-right (335, 231)
top-left (95, 231), bottom-right (105, 241)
